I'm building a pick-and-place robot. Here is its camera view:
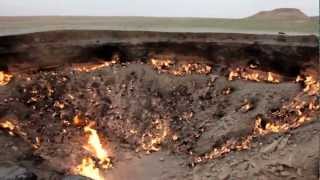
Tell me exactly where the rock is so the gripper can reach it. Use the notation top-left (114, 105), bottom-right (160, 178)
top-left (261, 154), bottom-right (270, 160)
top-left (205, 173), bottom-right (211, 177)
top-left (218, 167), bottom-right (231, 180)
top-left (0, 163), bottom-right (37, 180)
top-left (193, 165), bottom-right (202, 173)
top-left (269, 166), bottom-right (277, 173)
top-left (277, 136), bottom-right (289, 150)
top-left (296, 168), bottom-right (302, 176)
top-left (211, 166), bottom-right (218, 173)
top-left (260, 140), bottom-right (280, 153)
top-left (62, 175), bottom-right (93, 180)
top-left (278, 165), bottom-right (284, 171)
top-left (209, 75), bottom-right (219, 83)
top-left (280, 171), bottom-right (291, 176)
top-left (281, 154), bottom-right (295, 167)
top-left (11, 146), bottom-right (18, 151)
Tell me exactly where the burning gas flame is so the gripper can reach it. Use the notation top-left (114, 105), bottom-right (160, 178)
top-left (0, 121), bottom-right (15, 131)
top-left (151, 58), bottom-right (173, 70)
top-left (141, 119), bottom-right (169, 153)
top-left (73, 115), bottom-right (86, 126)
top-left (193, 136), bottom-right (253, 165)
top-left (73, 122), bottom-right (111, 180)
top-left (150, 58), bottom-right (211, 76)
top-left (0, 71), bottom-right (13, 86)
top-left (0, 121), bottom-right (15, 136)
top-left (303, 76), bottom-right (320, 95)
top-left (0, 119), bottom-right (28, 138)
top-left (222, 87), bottom-right (232, 95)
top-left (267, 72), bottom-right (280, 83)
top-left (228, 67), bottom-right (281, 83)
top-left (194, 73), bottom-right (319, 165)
top-left (83, 123), bottom-right (111, 168)
top-left (171, 63), bottom-right (212, 76)
top-left (240, 99), bottom-right (253, 112)
top-left (73, 60), bottom-right (117, 73)
top-left (253, 116), bottom-right (289, 135)
top-left (74, 157), bottom-right (103, 180)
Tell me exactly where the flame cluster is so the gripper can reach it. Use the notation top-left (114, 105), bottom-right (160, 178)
top-left (73, 122), bottom-right (111, 180)
top-left (75, 158), bottom-right (102, 180)
top-left (228, 67), bottom-right (281, 83)
top-left (193, 136), bottom-right (252, 165)
top-left (300, 75), bottom-right (320, 95)
top-left (253, 89), bottom-right (318, 135)
top-left (151, 58), bottom-right (173, 70)
top-left (240, 99), bottom-right (254, 112)
top-left (141, 119), bottom-right (169, 153)
top-left (83, 124), bottom-right (111, 168)
top-left (171, 63), bottom-right (212, 76)
top-left (73, 60), bottom-right (117, 73)
top-left (0, 121), bottom-right (16, 136)
top-left (150, 58), bottom-right (211, 76)
top-left (0, 71), bottom-right (13, 86)
top-left (194, 73), bottom-right (319, 165)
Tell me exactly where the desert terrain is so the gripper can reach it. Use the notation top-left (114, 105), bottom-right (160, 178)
top-left (0, 8), bottom-right (318, 36)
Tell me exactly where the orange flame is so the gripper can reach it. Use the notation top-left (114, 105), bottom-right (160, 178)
top-left (303, 76), bottom-right (320, 95)
top-left (141, 119), bottom-right (169, 153)
top-left (73, 122), bottom-right (111, 180)
top-left (0, 121), bottom-right (15, 131)
top-left (151, 58), bottom-right (173, 70)
top-left (171, 63), bottom-right (212, 76)
top-left (0, 71), bottom-right (13, 86)
top-left (193, 73), bottom-right (319, 165)
top-left (0, 121), bottom-right (16, 136)
top-left (73, 115), bottom-right (86, 126)
top-left (150, 58), bottom-right (211, 76)
top-left (228, 68), bottom-right (281, 83)
top-left (193, 136), bottom-right (253, 164)
top-left (73, 60), bottom-right (117, 73)
top-left (240, 99), bottom-right (253, 112)
top-left (74, 157), bottom-right (103, 180)
top-left (265, 123), bottom-right (289, 133)
top-left (83, 123), bottom-right (111, 168)
top-left (267, 72), bottom-right (280, 83)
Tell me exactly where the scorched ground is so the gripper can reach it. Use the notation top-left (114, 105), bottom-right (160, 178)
top-left (0, 31), bottom-right (319, 180)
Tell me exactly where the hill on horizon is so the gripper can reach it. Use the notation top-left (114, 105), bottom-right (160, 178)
top-left (247, 8), bottom-right (312, 20)
top-left (248, 8), bottom-right (309, 20)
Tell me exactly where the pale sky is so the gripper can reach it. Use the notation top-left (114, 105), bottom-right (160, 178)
top-left (0, 0), bottom-right (318, 18)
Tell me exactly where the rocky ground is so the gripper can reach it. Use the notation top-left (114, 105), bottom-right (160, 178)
top-left (0, 59), bottom-right (319, 180)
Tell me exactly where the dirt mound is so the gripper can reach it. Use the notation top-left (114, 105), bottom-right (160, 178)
top-left (249, 8), bottom-right (309, 20)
